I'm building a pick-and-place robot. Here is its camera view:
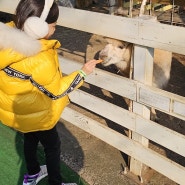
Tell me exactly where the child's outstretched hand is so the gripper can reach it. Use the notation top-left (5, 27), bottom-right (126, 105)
top-left (81, 59), bottom-right (102, 76)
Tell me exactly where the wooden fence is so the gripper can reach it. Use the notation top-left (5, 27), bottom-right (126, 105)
top-left (0, 0), bottom-right (185, 184)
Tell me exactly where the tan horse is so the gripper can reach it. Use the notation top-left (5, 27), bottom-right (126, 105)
top-left (99, 38), bottom-right (172, 121)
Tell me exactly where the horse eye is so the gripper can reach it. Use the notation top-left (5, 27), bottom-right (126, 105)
top-left (118, 46), bottom-right (124, 49)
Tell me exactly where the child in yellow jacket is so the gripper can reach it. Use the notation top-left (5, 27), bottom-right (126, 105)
top-left (0, 0), bottom-right (99, 184)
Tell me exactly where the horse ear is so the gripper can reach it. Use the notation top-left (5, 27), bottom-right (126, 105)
top-left (121, 41), bottom-right (129, 47)
top-left (104, 37), bottom-right (115, 44)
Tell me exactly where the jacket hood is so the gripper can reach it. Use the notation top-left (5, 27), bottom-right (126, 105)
top-left (0, 22), bottom-right (41, 56)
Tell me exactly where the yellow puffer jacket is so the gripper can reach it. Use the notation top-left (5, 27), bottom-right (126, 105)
top-left (0, 22), bottom-right (84, 133)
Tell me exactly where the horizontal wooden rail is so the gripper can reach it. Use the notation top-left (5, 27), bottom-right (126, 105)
top-left (1, 0), bottom-right (185, 54)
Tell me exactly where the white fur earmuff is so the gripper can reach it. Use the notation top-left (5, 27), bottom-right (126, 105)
top-left (23, 0), bottom-right (54, 39)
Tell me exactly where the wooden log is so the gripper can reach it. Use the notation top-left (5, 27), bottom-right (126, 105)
top-left (147, 0), bottom-right (184, 6)
top-left (122, 0), bottom-right (185, 7)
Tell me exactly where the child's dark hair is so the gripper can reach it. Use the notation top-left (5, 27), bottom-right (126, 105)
top-left (15, 0), bottom-right (59, 30)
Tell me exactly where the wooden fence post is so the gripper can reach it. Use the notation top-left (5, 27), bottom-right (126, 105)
top-left (129, 44), bottom-right (154, 182)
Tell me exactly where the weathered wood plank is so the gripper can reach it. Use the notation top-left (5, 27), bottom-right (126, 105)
top-left (57, 7), bottom-right (185, 54)
top-left (138, 86), bottom-right (170, 112)
top-left (137, 84), bottom-right (185, 120)
top-left (0, 0), bottom-right (19, 14)
top-left (136, 116), bottom-right (185, 158)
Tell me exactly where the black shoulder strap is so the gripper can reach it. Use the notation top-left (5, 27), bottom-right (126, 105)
top-left (3, 66), bottom-right (83, 100)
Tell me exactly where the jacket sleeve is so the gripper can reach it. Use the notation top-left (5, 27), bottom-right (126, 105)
top-left (57, 71), bottom-right (84, 97)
